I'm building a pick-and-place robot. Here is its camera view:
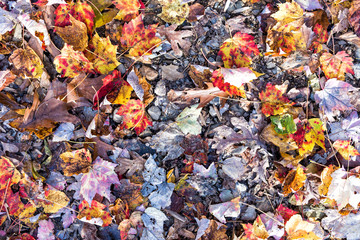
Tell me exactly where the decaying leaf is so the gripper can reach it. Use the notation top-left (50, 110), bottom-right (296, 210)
top-left (9, 45), bottom-right (44, 78)
top-left (60, 148), bottom-right (92, 176)
top-left (157, 24), bottom-right (193, 56)
top-left (282, 166), bottom-right (307, 196)
top-left (78, 200), bottom-right (112, 227)
top-left (55, 15), bottom-right (88, 51)
top-left (158, 0), bottom-right (189, 25)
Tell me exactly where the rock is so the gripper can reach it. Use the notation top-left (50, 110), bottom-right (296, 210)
top-left (155, 80), bottom-right (167, 96)
top-left (266, 62), bottom-right (276, 69)
top-left (206, 39), bottom-right (220, 49)
top-left (353, 63), bottom-right (360, 79)
top-left (241, 206), bottom-right (257, 221)
top-left (117, 63), bottom-right (126, 75)
top-left (148, 106), bottom-right (161, 121)
top-left (161, 65), bottom-right (184, 81)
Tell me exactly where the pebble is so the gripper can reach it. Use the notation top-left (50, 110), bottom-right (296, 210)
top-left (240, 206), bottom-right (257, 221)
top-left (148, 106), bottom-right (161, 120)
top-left (117, 63), bottom-right (126, 75)
top-left (206, 39), bottom-right (220, 49)
top-left (266, 62), bottom-right (276, 69)
top-left (155, 80), bottom-right (167, 96)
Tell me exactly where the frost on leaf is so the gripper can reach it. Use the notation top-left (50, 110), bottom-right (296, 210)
top-left (80, 156), bottom-right (120, 205)
top-left (259, 83), bottom-right (293, 117)
top-left (141, 207), bottom-right (168, 240)
top-left (54, 1), bottom-right (95, 34)
top-left (209, 197), bottom-right (241, 223)
top-left (88, 33), bottom-right (120, 74)
top-left (121, 15), bottom-right (161, 57)
top-left (78, 200), bottom-right (112, 227)
top-left (327, 168), bottom-right (360, 210)
top-left (319, 51), bottom-right (354, 80)
top-left (113, 0), bottom-right (140, 21)
top-left (282, 166), bottom-right (307, 196)
top-left (218, 32), bottom-right (260, 68)
top-left (322, 209), bottom-right (360, 239)
top-left (60, 148), bottom-right (92, 176)
top-left (158, 0), bottom-right (189, 25)
top-left (333, 140), bottom-right (360, 160)
top-left (116, 99), bottom-right (152, 135)
top-left (9, 45), bottom-right (44, 78)
top-left (54, 44), bottom-right (94, 78)
top-left (314, 79), bottom-right (355, 121)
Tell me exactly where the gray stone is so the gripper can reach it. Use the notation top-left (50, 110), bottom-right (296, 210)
top-left (154, 80), bottom-right (167, 96)
top-left (241, 206), bottom-right (257, 221)
top-left (117, 63), bottom-right (126, 75)
top-left (148, 106), bottom-right (161, 121)
top-left (353, 63), bottom-right (360, 79)
top-left (267, 62), bottom-right (276, 69)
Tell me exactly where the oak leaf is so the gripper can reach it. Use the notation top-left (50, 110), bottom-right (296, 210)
top-left (333, 140), bottom-right (360, 160)
top-left (55, 15), bottom-right (88, 51)
top-left (9, 45), bottom-right (44, 78)
top-left (89, 32), bottom-right (120, 74)
top-left (218, 32), bottom-right (260, 68)
top-left (158, 0), bottom-right (189, 25)
top-left (60, 148), bottom-right (92, 176)
top-left (116, 99), bottom-right (152, 135)
top-left (320, 51), bottom-right (354, 80)
top-left (54, 44), bottom-right (94, 78)
top-left (259, 83), bottom-right (293, 117)
top-left (113, 0), bottom-right (140, 21)
top-left (78, 200), bottom-right (112, 227)
top-left (120, 15), bottom-right (161, 57)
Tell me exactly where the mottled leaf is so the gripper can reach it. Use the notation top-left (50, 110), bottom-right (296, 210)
top-left (113, 0), bottom-right (140, 21)
top-left (78, 200), bottom-right (112, 226)
top-left (55, 15), bottom-right (88, 51)
top-left (60, 148), bottom-right (92, 176)
top-left (9, 45), bottom-right (43, 78)
top-left (209, 197), bottom-right (241, 223)
top-left (271, 114), bottom-right (297, 134)
top-left (320, 51), bottom-right (354, 80)
top-left (282, 166), bottom-right (307, 196)
top-left (158, 0), bottom-right (189, 25)
top-left (333, 140), bottom-right (360, 160)
top-left (259, 83), bottom-right (293, 117)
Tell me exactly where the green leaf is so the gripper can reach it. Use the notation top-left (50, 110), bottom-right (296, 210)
top-left (270, 114), bottom-right (297, 134)
top-left (175, 104), bottom-right (202, 135)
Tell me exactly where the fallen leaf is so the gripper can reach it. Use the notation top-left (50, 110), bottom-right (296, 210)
top-left (78, 200), bottom-right (112, 227)
top-left (40, 187), bottom-right (70, 213)
top-left (176, 104), bottom-right (202, 135)
top-left (197, 219), bottom-right (228, 240)
top-left (270, 114), bottom-right (297, 134)
top-left (333, 140), bottom-right (360, 160)
top-left (259, 83), bottom-right (293, 117)
top-left (158, 0), bottom-right (189, 25)
top-left (294, 0), bottom-right (323, 11)
top-left (349, 0), bottom-right (360, 37)
top-left (276, 204), bottom-right (298, 223)
top-left (161, 64), bottom-right (184, 81)
top-left (157, 24), bottom-right (193, 56)
top-left (241, 216), bottom-right (270, 240)
top-left (209, 197), bottom-right (241, 223)
top-left (282, 166), bottom-right (307, 196)
top-left (113, 0), bottom-right (140, 21)
top-left (115, 151), bottom-right (146, 178)
top-left (320, 51), bottom-right (354, 80)
top-left (0, 70), bottom-right (16, 91)
top-left (322, 209), bottom-right (360, 239)
top-left (18, 13), bottom-right (50, 49)
top-left (285, 214), bottom-right (323, 239)
top-left (318, 165), bottom-right (338, 196)
top-left (187, 3), bottom-right (205, 22)
top-left (9, 45), bottom-right (44, 78)
top-left (141, 207), bottom-right (168, 239)
top-left (60, 148), bottom-right (92, 176)
top-left (55, 15), bottom-right (88, 51)
top-left (37, 220), bottom-right (55, 240)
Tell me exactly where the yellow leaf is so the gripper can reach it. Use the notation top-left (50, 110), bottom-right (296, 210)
top-left (271, 1), bottom-right (303, 24)
top-left (9, 45), bottom-right (44, 78)
top-left (158, 0), bottom-right (189, 25)
top-left (41, 189), bottom-right (70, 213)
top-left (333, 140), bottom-right (360, 160)
top-left (112, 84), bottom-right (133, 105)
top-left (55, 15), bottom-right (88, 51)
top-left (285, 214), bottom-right (323, 239)
top-left (318, 165), bottom-right (338, 196)
top-left (60, 148), bottom-right (92, 176)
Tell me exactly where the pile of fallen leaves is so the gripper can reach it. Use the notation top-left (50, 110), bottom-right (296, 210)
top-left (2, 0), bottom-right (360, 239)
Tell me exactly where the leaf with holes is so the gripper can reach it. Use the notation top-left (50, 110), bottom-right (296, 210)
top-left (218, 32), bottom-right (260, 68)
top-left (259, 83), bottom-right (293, 117)
top-left (121, 14), bottom-right (161, 57)
top-left (333, 140), bottom-right (360, 160)
top-left (54, 44), bottom-right (94, 78)
top-left (116, 99), bottom-right (152, 135)
top-left (320, 51), bottom-right (354, 80)
top-left (60, 148), bottom-right (92, 176)
top-left (78, 200), bottom-right (112, 227)
top-left (80, 156), bottom-right (120, 205)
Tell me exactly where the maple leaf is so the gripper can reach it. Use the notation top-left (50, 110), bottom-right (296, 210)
top-left (270, 114), bottom-right (297, 134)
top-left (285, 214), bottom-right (324, 239)
top-left (60, 148), bottom-right (92, 176)
top-left (113, 0), bottom-right (140, 21)
top-left (158, 0), bottom-right (189, 25)
top-left (327, 168), bottom-right (360, 209)
top-left (333, 140), bottom-right (360, 160)
top-left (55, 15), bottom-right (88, 51)
top-left (259, 83), bottom-right (293, 117)
top-left (318, 165), bottom-right (338, 196)
top-left (80, 156), bottom-right (120, 205)
top-left (218, 32), bottom-right (260, 68)
top-left (310, 24), bottom-right (328, 53)
top-left (78, 200), bottom-right (112, 227)
top-left (241, 216), bottom-right (270, 240)
top-left (276, 204), bottom-right (297, 223)
top-left (290, 118), bottom-right (326, 156)
top-left (40, 187), bottom-right (70, 213)
top-left (88, 32), bottom-right (120, 74)
top-left (157, 24), bottom-right (193, 56)
top-left (37, 220), bottom-right (55, 240)
top-left (272, 1), bottom-right (304, 25)
top-left (120, 14), bottom-right (161, 57)
top-left (282, 165), bottom-right (307, 196)
top-left (54, 1), bottom-right (95, 34)
top-left (9, 45), bottom-right (44, 78)
top-left (116, 99), bottom-right (152, 135)
top-left (314, 79), bottom-right (355, 121)
top-left (209, 197), bottom-right (241, 223)
top-left (320, 51), bottom-right (354, 80)
top-left (54, 44), bottom-right (94, 78)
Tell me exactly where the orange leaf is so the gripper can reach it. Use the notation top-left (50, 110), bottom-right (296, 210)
top-left (113, 0), bottom-right (140, 21)
top-left (116, 99), bottom-right (152, 135)
top-left (55, 15), bottom-right (88, 51)
top-left (211, 68), bottom-right (250, 97)
top-left (333, 140), bottom-right (360, 160)
top-left (78, 200), bottom-right (112, 227)
top-left (259, 83), bottom-right (293, 117)
top-left (285, 214), bottom-right (323, 239)
top-left (120, 15), bottom-right (161, 57)
top-left (218, 32), bottom-right (260, 68)
top-left (318, 165), bottom-right (338, 196)
top-left (60, 148), bottom-right (92, 176)
top-left (320, 51), bottom-right (354, 80)
top-left (282, 166), bottom-right (307, 196)
top-left (54, 44), bottom-right (94, 78)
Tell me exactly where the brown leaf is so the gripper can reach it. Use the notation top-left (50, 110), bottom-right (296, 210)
top-left (200, 219), bottom-right (228, 240)
top-left (157, 24), bottom-right (192, 56)
top-left (55, 15), bottom-right (88, 51)
top-left (187, 3), bottom-right (205, 22)
top-left (115, 151), bottom-right (146, 177)
top-left (9, 45), bottom-right (44, 78)
top-left (188, 65), bottom-right (213, 88)
top-left (0, 70), bottom-right (15, 91)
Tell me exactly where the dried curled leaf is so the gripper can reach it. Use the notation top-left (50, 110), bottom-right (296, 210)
top-left (116, 99), bottom-right (152, 135)
top-left (218, 32), bottom-right (260, 68)
top-left (121, 15), bottom-right (161, 57)
top-left (9, 45), bottom-right (44, 78)
top-left (54, 44), bottom-right (94, 78)
top-left (320, 51), bottom-right (354, 80)
top-left (60, 148), bottom-right (92, 176)
top-left (282, 166), bottom-right (307, 196)
top-left (158, 0), bottom-right (189, 25)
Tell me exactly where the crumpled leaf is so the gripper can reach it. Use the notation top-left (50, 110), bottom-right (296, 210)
top-left (320, 51), bottom-right (354, 80)
top-left (314, 78), bottom-right (355, 121)
top-left (282, 166), bottom-right (307, 196)
top-left (148, 182), bottom-right (175, 209)
top-left (54, 44), bottom-right (94, 78)
top-left (157, 24), bottom-right (192, 56)
top-left (60, 148), bottom-right (92, 176)
top-left (329, 111), bottom-right (360, 142)
top-left (327, 168), bottom-right (360, 210)
top-left (333, 140), bottom-right (360, 160)
top-left (196, 218), bottom-right (228, 240)
top-left (322, 209), bottom-right (360, 239)
top-left (0, 70), bottom-right (16, 91)
top-left (158, 0), bottom-right (189, 25)
top-left (209, 197), bottom-right (241, 223)
top-left (113, 0), bottom-right (140, 21)
top-left (78, 200), bottom-right (112, 227)
top-left (89, 32), bottom-right (120, 74)
top-left (121, 14), bottom-right (161, 57)
top-left (175, 104), bottom-right (202, 135)
top-left (218, 32), bottom-right (260, 68)
top-left (80, 156), bottom-right (120, 205)
top-left (349, 0), bottom-right (360, 37)
top-left (285, 214), bottom-right (323, 240)
top-left (116, 99), bottom-right (152, 135)
top-left (259, 83), bottom-right (293, 117)
top-left (55, 15), bottom-right (88, 51)
top-left (141, 207), bottom-right (168, 240)
top-left (116, 151), bottom-right (146, 178)
top-left (241, 215), bottom-right (270, 240)
top-left (9, 45), bottom-right (44, 78)
top-left (141, 155), bottom-right (166, 196)
top-left (37, 220), bottom-right (55, 240)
